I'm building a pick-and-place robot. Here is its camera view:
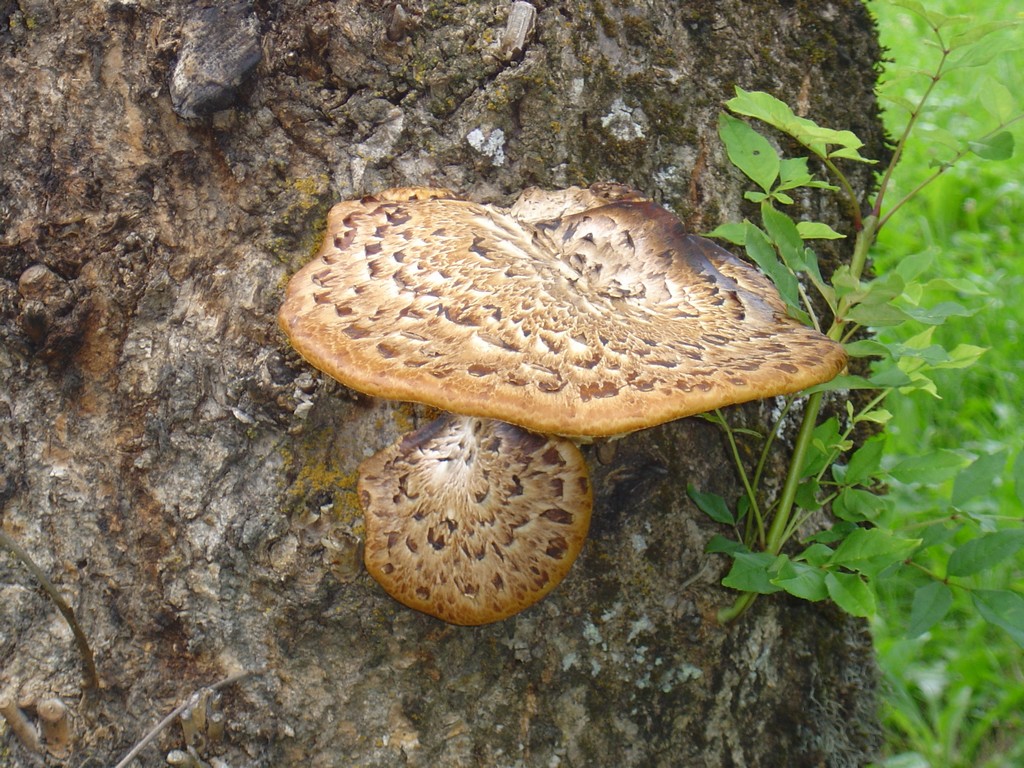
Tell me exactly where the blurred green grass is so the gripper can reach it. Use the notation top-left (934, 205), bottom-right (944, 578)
top-left (866, 1), bottom-right (1024, 766)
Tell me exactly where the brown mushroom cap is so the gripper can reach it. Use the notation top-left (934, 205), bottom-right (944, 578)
top-left (279, 185), bottom-right (846, 438)
top-left (359, 414), bottom-right (592, 625)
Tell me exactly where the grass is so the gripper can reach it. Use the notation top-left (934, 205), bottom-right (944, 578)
top-left (865, 1), bottom-right (1024, 766)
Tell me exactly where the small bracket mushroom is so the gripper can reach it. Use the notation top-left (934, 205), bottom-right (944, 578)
top-left (359, 414), bottom-right (592, 625)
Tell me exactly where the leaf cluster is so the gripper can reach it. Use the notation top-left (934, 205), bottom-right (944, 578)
top-left (696, 3), bottom-right (1023, 646)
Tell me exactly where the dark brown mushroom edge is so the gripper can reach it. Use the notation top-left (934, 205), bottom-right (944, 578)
top-left (359, 414), bottom-right (592, 625)
top-left (278, 183), bottom-right (848, 624)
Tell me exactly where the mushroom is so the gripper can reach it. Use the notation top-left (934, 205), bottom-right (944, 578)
top-left (278, 183), bottom-right (846, 623)
top-left (359, 414), bottom-right (592, 625)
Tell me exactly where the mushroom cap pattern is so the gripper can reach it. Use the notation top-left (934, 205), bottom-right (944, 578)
top-left (278, 185), bottom-right (847, 438)
top-left (359, 414), bottom-right (593, 625)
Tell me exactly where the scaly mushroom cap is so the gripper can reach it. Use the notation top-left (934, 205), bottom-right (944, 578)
top-left (279, 185), bottom-right (846, 437)
top-left (359, 414), bottom-right (592, 625)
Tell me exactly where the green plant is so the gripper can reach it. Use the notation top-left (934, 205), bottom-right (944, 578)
top-left (693, 2), bottom-right (1024, 647)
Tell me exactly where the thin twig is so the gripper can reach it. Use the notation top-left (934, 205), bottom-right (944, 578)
top-left (0, 529), bottom-right (99, 690)
top-left (111, 668), bottom-right (260, 768)
top-left (0, 692), bottom-right (42, 754)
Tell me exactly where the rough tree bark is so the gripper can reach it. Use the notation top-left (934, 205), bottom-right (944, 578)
top-left (1, 1), bottom-right (887, 765)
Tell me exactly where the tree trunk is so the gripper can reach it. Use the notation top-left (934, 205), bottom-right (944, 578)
top-left (1, 1), bottom-right (886, 765)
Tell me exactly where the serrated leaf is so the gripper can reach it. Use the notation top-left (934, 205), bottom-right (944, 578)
top-left (951, 451), bottom-right (1008, 508)
top-left (825, 571), bottom-right (876, 618)
top-left (687, 484), bottom-right (735, 525)
top-left (969, 132), bottom-right (1015, 161)
top-left (796, 221), bottom-right (845, 240)
top-left (947, 529), bottom-right (1024, 577)
top-left (718, 112), bottom-right (780, 192)
top-left (907, 581), bottom-right (953, 638)
top-left (972, 589), bottom-right (1024, 648)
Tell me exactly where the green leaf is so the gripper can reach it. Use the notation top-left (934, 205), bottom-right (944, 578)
top-left (796, 221), bottom-right (845, 240)
top-left (803, 417), bottom-right (844, 477)
top-left (706, 221), bottom-right (747, 245)
top-left (772, 560), bottom-right (828, 602)
top-left (825, 571), bottom-right (876, 618)
top-left (829, 527), bottom-right (920, 578)
top-left (888, 451), bottom-right (970, 485)
top-left (947, 530), bottom-right (1024, 577)
top-left (901, 301), bottom-right (972, 325)
top-left (907, 581), bottom-right (953, 638)
top-left (805, 521), bottom-right (859, 546)
top-left (718, 112), bottom-right (780, 192)
top-left (1015, 450), bottom-right (1024, 507)
top-left (743, 223), bottom-right (808, 322)
top-left (798, 543), bottom-right (835, 567)
top-left (892, 249), bottom-right (935, 282)
top-left (968, 132), bottom-right (1015, 161)
top-left (842, 437), bottom-right (885, 486)
top-left (687, 484), bottom-right (735, 525)
top-left (803, 374), bottom-right (879, 395)
top-left (795, 479), bottom-right (822, 511)
top-left (947, 31), bottom-right (1023, 71)
top-left (844, 302), bottom-right (913, 327)
top-left (705, 534), bottom-right (746, 555)
top-left (722, 552), bottom-right (784, 594)
top-left (833, 487), bottom-right (889, 523)
top-left (948, 19), bottom-right (1023, 51)
top-left (972, 589), bottom-right (1024, 648)
top-left (726, 87), bottom-right (875, 163)
top-left (978, 78), bottom-right (1015, 124)
top-left (951, 450), bottom-right (1008, 507)
top-left (935, 343), bottom-right (987, 370)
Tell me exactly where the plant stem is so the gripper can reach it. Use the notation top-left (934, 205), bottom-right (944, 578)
top-left (0, 530), bottom-right (98, 691)
top-left (715, 409), bottom-right (765, 547)
top-left (765, 391), bottom-right (826, 555)
top-left (848, 216), bottom-right (878, 285)
top-left (717, 589), bottom-right (759, 624)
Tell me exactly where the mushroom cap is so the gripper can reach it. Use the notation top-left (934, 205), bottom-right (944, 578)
top-left (359, 414), bottom-right (593, 625)
top-left (279, 185), bottom-right (846, 437)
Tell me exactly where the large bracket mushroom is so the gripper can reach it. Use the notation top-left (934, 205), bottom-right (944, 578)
top-left (278, 184), bottom-right (846, 625)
